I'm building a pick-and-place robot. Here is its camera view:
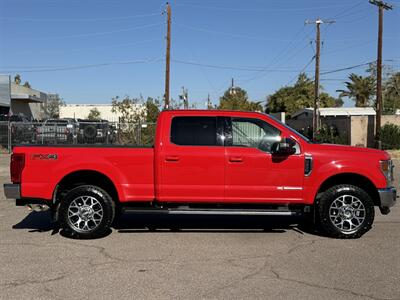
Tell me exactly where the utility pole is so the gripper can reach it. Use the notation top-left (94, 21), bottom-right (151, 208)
top-left (164, 2), bottom-right (171, 109)
top-left (207, 94), bottom-right (212, 109)
top-left (180, 86), bottom-right (189, 109)
top-left (370, 0), bottom-right (392, 149)
top-left (305, 18), bottom-right (335, 139)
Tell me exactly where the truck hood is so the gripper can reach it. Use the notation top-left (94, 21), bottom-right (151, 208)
top-left (308, 143), bottom-right (391, 160)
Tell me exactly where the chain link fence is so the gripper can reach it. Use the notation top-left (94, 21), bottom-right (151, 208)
top-left (0, 120), bottom-right (157, 152)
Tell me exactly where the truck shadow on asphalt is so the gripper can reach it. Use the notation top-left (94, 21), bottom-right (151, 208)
top-left (12, 211), bottom-right (324, 239)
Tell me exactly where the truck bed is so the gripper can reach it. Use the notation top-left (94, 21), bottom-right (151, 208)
top-left (13, 145), bottom-right (155, 202)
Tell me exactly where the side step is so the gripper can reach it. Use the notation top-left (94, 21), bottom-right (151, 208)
top-left (122, 207), bottom-right (303, 216)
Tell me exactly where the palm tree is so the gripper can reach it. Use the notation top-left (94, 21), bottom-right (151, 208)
top-left (384, 72), bottom-right (400, 112)
top-left (337, 73), bottom-right (375, 107)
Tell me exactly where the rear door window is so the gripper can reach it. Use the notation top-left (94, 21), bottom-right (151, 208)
top-left (171, 116), bottom-right (217, 146)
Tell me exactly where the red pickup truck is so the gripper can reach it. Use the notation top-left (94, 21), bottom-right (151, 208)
top-left (4, 110), bottom-right (396, 239)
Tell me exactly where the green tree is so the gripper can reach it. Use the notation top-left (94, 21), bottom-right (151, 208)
top-left (218, 86), bottom-right (263, 111)
top-left (337, 73), bottom-right (375, 107)
top-left (112, 96), bottom-right (163, 145)
top-left (383, 72), bottom-right (400, 113)
top-left (45, 94), bottom-right (65, 118)
top-left (145, 97), bottom-right (161, 123)
top-left (367, 62), bottom-right (393, 84)
top-left (267, 73), bottom-right (341, 115)
top-left (141, 97), bottom-right (162, 145)
top-left (87, 107), bottom-right (101, 120)
top-left (111, 96), bottom-right (145, 123)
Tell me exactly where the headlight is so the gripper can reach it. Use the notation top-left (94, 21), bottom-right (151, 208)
top-left (380, 160), bottom-right (394, 186)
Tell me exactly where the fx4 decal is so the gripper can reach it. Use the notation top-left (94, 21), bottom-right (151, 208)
top-left (31, 154), bottom-right (58, 160)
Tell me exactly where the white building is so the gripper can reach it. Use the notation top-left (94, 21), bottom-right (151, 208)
top-left (59, 104), bottom-right (145, 122)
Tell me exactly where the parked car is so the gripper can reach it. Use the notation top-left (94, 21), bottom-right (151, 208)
top-left (0, 114), bottom-right (36, 145)
top-left (76, 119), bottom-right (115, 144)
top-left (3, 110), bottom-right (397, 239)
top-left (35, 118), bottom-right (77, 144)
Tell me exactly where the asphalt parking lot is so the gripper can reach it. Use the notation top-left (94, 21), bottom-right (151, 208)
top-left (0, 154), bottom-right (399, 300)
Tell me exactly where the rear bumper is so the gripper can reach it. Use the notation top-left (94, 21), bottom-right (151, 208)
top-left (4, 184), bottom-right (21, 199)
top-left (378, 187), bottom-right (397, 213)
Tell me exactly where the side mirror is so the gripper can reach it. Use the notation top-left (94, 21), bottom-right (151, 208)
top-left (271, 139), bottom-right (296, 155)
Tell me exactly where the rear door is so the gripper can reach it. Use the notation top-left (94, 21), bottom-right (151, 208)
top-left (158, 116), bottom-right (225, 202)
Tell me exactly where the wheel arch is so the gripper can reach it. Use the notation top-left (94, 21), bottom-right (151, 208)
top-left (316, 173), bottom-right (380, 206)
top-left (55, 170), bottom-right (120, 205)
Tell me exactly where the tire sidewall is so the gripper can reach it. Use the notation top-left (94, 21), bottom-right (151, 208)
top-left (318, 185), bottom-right (375, 238)
top-left (59, 185), bottom-right (115, 239)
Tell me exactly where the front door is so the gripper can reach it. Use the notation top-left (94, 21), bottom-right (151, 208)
top-left (158, 116), bottom-right (225, 202)
top-left (224, 117), bottom-right (304, 203)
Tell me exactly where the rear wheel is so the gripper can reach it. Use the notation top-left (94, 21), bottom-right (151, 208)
top-left (316, 184), bottom-right (375, 239)
top-left (59, 185), bottom-right (115, 239)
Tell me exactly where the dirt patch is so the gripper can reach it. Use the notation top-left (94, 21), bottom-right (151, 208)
top-left (386, 150), bottom-right (400, 159)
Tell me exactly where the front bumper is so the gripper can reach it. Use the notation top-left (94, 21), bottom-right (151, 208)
top-left (3, 184), bottom-right (20, 199)
top-left (378, 187), bottom-right (397, 213)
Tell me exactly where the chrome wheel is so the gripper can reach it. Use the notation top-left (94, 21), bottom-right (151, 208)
top-left (67, 196), bottom-right (104, 232)
top-left (329, 195), bottom-right (366, 233)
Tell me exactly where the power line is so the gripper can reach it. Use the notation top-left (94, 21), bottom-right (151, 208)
top-left (13, 38), bottom-right (162, 56)
top-left (240, 40), bottom-right (312, 84)
top-left (319, 62), bottom-right (374, 76)
top-left (175, 2), bottom-right (363, 13)
top-left (0, 58), bottom-right (163, 73)
top-left (285, 56), bottom-right (316, 86)
top-left (175, 23), bottom-right (305, 42)
top-left (329, 1), bottom-right (366, 19)
top-left (0, 12), bottom-right (161, 22)
top-left (13, 22), bottom-right (163, 41)
top-left (172, 59), bottom-right (314, 72)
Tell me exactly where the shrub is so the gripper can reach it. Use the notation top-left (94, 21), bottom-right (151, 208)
top-left (315, 124), bottom-right (347, 145)
top-left (380, 123), bottom-right (400, 150)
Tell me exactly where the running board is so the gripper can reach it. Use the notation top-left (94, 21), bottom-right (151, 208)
top-left (122, 208), bottom-right (302, 216)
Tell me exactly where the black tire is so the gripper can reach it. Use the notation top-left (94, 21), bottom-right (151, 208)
top-left (58, 185), bottom-right (115, 239)
top-left (83, 125), bottom-right (97, 140)
top-left (316, 184), bottom-right (375, 239)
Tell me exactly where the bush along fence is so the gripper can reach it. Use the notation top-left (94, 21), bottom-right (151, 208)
top-left (298, 124), bottom-right (348, 145)
top-left (0, 121), bottom-right (157, 153)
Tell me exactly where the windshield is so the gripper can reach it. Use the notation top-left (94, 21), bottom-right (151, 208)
top-left (268, 114), bottom-right (311, 143)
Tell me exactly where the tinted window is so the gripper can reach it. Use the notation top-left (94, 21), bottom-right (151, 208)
top-left (9, 115), bottom-right (23, 122)
top-left (47, 119), bottom-right (67, 124)
top-left (231, 118), bottom-right (281, 152)
top-left (171, 117), bottom-right (217, 146)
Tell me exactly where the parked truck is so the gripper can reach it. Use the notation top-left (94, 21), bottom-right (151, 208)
top-left (4, 110), bottom-right (397, 239)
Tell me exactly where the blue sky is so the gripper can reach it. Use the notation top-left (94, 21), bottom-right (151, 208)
top-left (0, 0), bottom-right (399, 108)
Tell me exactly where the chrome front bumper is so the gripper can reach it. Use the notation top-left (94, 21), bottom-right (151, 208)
top-left (378, 187), bottom-right (397, 213)
top-left (3, 184), bottom-right (21, 199)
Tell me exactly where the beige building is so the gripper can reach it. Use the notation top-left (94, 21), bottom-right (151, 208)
top-left (287, 107), bottom-right (377, 147)
top-left (10, 83), bottom-right (48, 120)
top-left (0, 75), bottom-right (48, 120)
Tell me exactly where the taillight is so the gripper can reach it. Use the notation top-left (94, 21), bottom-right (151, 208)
top-left (10, 153), bottom-right (25, 183)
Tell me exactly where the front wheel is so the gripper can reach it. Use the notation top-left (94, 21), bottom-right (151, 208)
top-left (59, 185), bottom-right (115, 239)
top-left (316, 184), bottom-right (375, 239)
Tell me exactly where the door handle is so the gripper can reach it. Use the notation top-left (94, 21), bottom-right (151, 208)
top-left (166, 156), bottom-right (180, 162)
top-left (229, 157), bottom-right (243, 163)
